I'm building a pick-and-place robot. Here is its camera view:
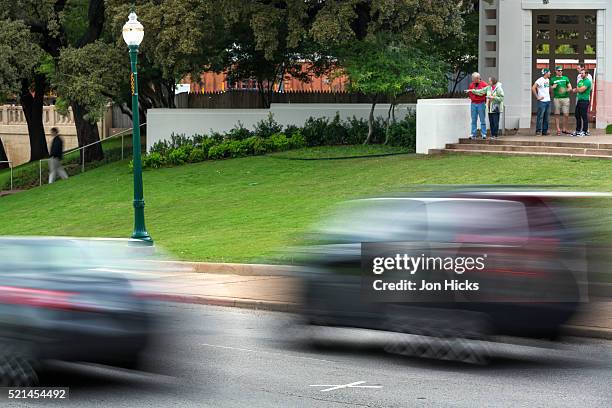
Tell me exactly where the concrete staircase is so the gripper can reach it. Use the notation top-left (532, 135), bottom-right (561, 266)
top-left (433, 138), bottom-right (612, 159)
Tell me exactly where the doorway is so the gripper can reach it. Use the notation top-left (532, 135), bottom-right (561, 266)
top-left (532, 11), bottom-right (597, 116)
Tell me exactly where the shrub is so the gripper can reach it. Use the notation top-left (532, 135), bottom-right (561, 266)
top-left (268, 133), bottom-right (290, 152)
top-left (284, 124), bottom-right (300, 138)
top-left (253, 113), bottom-right (282, 139)
top-left (142, 152), bottom-right (167, 169)
top-left (227, 140), bottom-right (249, 157)
top-left (301, 117), bottom-right (329, 146)
top-left (607, 124), bottom-right (612, 134)
top-left (288, 130), bottom-right (306, 149)
top-left (188, 148), bottom-right (207, 163)
top-left (325, 113), bottom-right (349, 144)
top-left (384, 112), bottom-right (417, 150)
top-left (243, 136), bottom-right (268, 155)
top-left (197, 138), bottom-right (216, 157)
top-left (207, 142), bottom-right (229, 159)
top-left (209, 131), bottom-right (225, 144)
top-left (167, 144), bottom-right (193, 165)
top-left (227, 122), bottom-right (253, 141)
top-left (344, 116), bottom-right (368, 144)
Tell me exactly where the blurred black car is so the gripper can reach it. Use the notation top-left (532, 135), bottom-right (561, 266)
top-left (0, 237), bottom-right (155, 385)
top-left (297, 189), bottom-right (600, 360)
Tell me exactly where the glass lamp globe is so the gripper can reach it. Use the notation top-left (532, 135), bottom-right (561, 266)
top-left (122, 12), bottom-right (144, 46)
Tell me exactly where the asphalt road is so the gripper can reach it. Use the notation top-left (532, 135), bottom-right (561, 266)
top-left (8, 303), bottom-right (612, 408)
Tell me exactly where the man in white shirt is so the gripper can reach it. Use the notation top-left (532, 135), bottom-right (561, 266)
top-left (532, 68), bottom-right (552, 136)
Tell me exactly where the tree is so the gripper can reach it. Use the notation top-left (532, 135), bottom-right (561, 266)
top-left (0, 18), bottom-right (45, 162)
top-left (210, 0), bottom-right (332, 108)
top-left (437, 8), bottom-right (479, 93)
top-left (105, 0), bottom-right (218, 125)
top-left (307, 1), bottom-right (463, 144)
top-left (341, 41), bottom-right (448, 144)
top-left (0, 0), bottom-right (109, 162)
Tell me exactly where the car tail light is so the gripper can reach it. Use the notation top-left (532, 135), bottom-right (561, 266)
top-left (0, 286), bottom-right (78, 311)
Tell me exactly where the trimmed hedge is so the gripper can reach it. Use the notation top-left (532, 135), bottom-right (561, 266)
top-left (142, 112), bottom-right (416, 169)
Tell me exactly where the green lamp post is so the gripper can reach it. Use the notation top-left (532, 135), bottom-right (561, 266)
top-left (123, 11), bottom-right (152, 243)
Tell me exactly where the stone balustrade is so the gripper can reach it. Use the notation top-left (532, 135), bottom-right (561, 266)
top-left (0, 105), bottom-right (111, 167)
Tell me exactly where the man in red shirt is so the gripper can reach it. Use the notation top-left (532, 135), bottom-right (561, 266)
top-left (465, 72), bottom-right (488, 139)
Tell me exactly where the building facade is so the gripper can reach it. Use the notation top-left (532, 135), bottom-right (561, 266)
top-left (479, 0), bottom-right (610, 129)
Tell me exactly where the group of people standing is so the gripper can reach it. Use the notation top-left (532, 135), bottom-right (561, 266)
top-left (532, 64), bottom-right (592, 137)
top-left (465, 64), bottom-right (593, 140)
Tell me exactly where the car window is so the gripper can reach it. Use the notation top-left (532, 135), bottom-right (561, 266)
top-left (317, 199), bottom-right (427, 243)
top-left (0, 241), bottom-right (89, 271)
top-left (425, 199), bottom-right (529, 243)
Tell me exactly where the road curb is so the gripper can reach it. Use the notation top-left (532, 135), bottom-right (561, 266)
top-left (154, 293), bottom-right (299, 313)
top-left (153, 294), bottom-right (612, 340)
top-left (150, 260), bottom-right (296, 276)
top-left (562, 325), bottom-right (612, 340)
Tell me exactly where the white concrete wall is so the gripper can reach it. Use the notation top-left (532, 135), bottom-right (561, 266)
top-left (146, 103), bottom-right (416, 151)
top-left (416, 99), bottom-right (471, 155)
top-left (486, 0), bottom-right (612, 129)
top-left (496, 1), bottom-right (532, 130)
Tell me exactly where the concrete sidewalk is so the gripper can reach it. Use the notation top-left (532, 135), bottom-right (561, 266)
top-left (139, 269), bottom-right (612, 340)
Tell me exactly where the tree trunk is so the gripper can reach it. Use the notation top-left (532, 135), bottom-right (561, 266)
top-left (0, 138), bottom-right (8, 170)
top-left (364, 97), bottom-right (377, 145)
top-left (71, 102), bottom-right (104, 163)
top-left (20, 76), bottom-right (49, 162)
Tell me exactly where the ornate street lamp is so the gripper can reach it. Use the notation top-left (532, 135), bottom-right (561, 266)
top-left (123, 11), bottom-right (152, 243)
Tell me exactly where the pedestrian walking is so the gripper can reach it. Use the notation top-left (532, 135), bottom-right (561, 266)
top-left (551, 66), bottom-right (572, 136)
top-left (465, 72), bottom-right (488, 140)
top-left (572, 67), bottom-right (592, 137)
top-left (532, 68), bottom-right (552, 136)
top-left (49, 127), bottom-right (69, 184)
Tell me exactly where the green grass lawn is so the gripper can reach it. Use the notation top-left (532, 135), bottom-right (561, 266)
top-left (270, 144), bottom-right (410, 159)
top-left (1, 147), bottom-right (612, 262)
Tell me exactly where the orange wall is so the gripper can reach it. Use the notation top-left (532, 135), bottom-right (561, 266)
top-left (183, 65), bottom-right (348, 93)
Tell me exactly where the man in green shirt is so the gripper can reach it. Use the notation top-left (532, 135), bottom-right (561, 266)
top-left (550, 66), bottom-right (572, 135)
top-left (572, 67), bottom-right (593, 137)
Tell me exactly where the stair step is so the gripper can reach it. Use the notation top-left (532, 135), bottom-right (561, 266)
top-left (458, 138), bottom-right (612, 149)
top-left (436, 149), bottom-right (612, 160)
top-left (445, 144), bottom-right (612, 156)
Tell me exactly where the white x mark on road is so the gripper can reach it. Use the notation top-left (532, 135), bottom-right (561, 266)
top-left (309, 381), bottom-right (383, 392)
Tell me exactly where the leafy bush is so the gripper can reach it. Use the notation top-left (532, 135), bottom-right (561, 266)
top-left (227, 140), bottom-right (249, 157)
top-left (385, 112), bottom-right (416, 150)
top-left (325, 113), bottom-right (349, 145)
top-left (227, 122), bottom-right (253, 141)
top-left (284, 124), bottom-right (300, 138)
top-left (344, 116), bottom-right (368, 144)
top-left (167, 144), bottom-right (193, 165)
top-left (253, 113), bottom-right (283, 139)
top-left (301, 117), bottom-right (329, 146)
top-left (142, 109), bottom-right (415, 169)
top-left (268, 133), bottom-right (290, 152)
top-left (207, 142), bottom-right (229, 160)
top-left (188, 148), bottom-right (207, 163)
top-left (143, 152), bottom-right (166, 169)
top-left (243, 136), bottom-right (268, 155)
top-left (288, 130), bottom-right (306, 149)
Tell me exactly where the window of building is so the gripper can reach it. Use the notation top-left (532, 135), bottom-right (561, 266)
top-left (536, 29), bottom-right (550, 40)
top-left (585, 44), bottom-right (596, 55)
top-left (556, 29), bottom-right (579, 40)
top-left (485, 58), bottom-right (496, 68)
top-left (536, 44), bottom-right (550, 55)
top-left (485, 9), bottom-right (497, 20)
top-left (486, 25), bottom-right (496, 36)
top-left (556, 15), bottom-right (579, 25)
top-left (537, 15), bottom-right (550, 25)
top-left (555, 44), bottom-right (578, 55)
top-left (486, 41), bottom-right (497, 52)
